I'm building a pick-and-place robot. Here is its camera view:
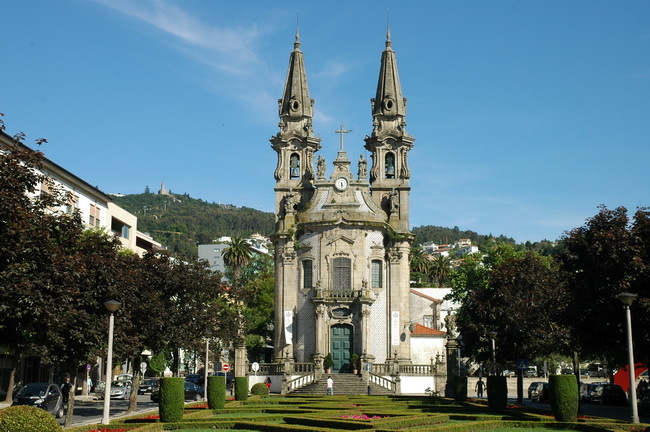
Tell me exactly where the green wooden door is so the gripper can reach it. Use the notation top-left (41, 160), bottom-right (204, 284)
top-left (331, 324), bottom-right (352, 372)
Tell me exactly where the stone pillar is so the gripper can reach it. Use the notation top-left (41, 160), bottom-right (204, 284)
top-left (434, 352), bottom-right (446, 396)
top-left (235, 345), bottom-right (247, 378)
top-left (445, 337), bottom-right (458, 398)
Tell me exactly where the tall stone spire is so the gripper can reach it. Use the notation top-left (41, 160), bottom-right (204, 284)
top-left (370, 25), bottom-right (408, 138)
top-left (277, 27), bottom-right (314, 139)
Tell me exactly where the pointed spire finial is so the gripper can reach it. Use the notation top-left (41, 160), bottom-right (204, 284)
top-left (386, 10), bottom-right (392, 49)
top-left (294, 11), bottom-right (301, 50)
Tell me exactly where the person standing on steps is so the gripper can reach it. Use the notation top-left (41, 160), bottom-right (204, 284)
top-left (327, 376), bottom-right (334, 395)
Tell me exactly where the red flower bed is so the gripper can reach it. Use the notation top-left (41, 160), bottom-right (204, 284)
top-left (86, 428), bottom-right (136, 432)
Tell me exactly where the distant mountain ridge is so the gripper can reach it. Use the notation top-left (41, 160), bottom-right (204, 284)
top-left (113, 192), bottom-right (516, 260)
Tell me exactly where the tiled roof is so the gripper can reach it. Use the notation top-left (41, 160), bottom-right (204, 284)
top-left (411, 323), bottom-right (446, 337)
top-left (409, 288), bottom-right (442, 303)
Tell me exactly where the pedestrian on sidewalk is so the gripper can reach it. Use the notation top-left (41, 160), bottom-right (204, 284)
top-left (327, 376), bottom-right (334, 395)
top-left (475, 377), bottom-right (485, 399)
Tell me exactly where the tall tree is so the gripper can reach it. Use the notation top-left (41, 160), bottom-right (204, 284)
top-left (560, 206), bottom-right (650, 369)
top-left (429, 255), bottom-right (452, 287)
top-left (222, 236), bottom-right (253, 286)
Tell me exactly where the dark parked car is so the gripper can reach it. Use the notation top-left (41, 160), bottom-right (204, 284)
top-left (591, 384), bottom-right (627, 406)
top-left (527, 381), bottom-right (546, 400)
top-left (185, 374), bottom-right (201, 385)
top-left (530, 382), bottom-right (549, 402)
top-left (138, 378), bottom-right (159, 395)
top-left (151, 381), bottom-right (204, 403)
top-left (12, 383), bottom-right (64, 418)
top-left (580, 382), bottom-right (607, 402)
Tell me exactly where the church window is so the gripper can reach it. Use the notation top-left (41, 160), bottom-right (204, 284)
top-left (290, 153), bottom-right (300, 179)
top-left (385, 153), bottom-right (395, 178)
top-left (371, 260), bottom-right (382, 288)
top-left (332, 257), bottom-right (351, 294)
top-left (302, 259), bottom-right (313, 288)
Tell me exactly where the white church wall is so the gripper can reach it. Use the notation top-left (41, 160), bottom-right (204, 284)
top-left (410, 336), bottom-right (446, 364)
top-left (399, 375), bottom-right (435, 395)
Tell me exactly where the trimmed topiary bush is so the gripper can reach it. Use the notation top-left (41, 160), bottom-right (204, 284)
top-left (454, 376), bottom-right (467, 401)
top-left (235, 376), bottom-right (249, 401)
top-left (158, 377), bottom-right (185, 422)
top-left (207, 375), bottom-right (226, 409)
top-left (549, 374), bottom-right (578, 422)
top-left (251, 382), bottom-right (270, 397)
top-left (487, 376), bottom-right (507, 409)
top-left (0, 405), bottom-right (60, 432)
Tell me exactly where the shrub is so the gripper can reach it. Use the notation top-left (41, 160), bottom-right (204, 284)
top-left (235, 376), bottom-right (249, 401)
top-left (251, 382), bottom-right (270, 396)
top-left (323, 353), bottom-right (333, 371)
top-left (454, 376), bottom-right (467, 401)
top-left (549, 374), bottom-right (578, 422)
top-left (158, 377), bottom-right (184, 422)
top-left (487, 376), bottom-right (507, 409)
top-left (0, 405), bottom-right (60, 432)
top-left (207, 375), bottom-right (226, 409)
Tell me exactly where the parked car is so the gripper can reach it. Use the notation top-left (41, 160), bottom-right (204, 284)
top-left (527, 382), bottom-right (546, 400)
top-left (151, 381), bottom-right (204, 403)
top-left (138, 378), bottom-right (159, 395)
top-left (591, 384), bottom-right (627, 406)
top-left (530, 382), bottom-right (549, 402)
top-left (115, 373), bottom-right (133, 382)
top-left (103, 380), bottom-right (132, 400)
top-left (580, 382), bottom-right (607, 402)
top-left (12, 383), bottom-right (64, 418)
top-left (524, 367), bottom-right (538, 378)
top-left (502, 369), bottom-right (517, 377)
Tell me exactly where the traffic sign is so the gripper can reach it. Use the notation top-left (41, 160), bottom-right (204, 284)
top-left (251, 362), bottom-right (260, 373)
top-left (222, 363), bottom-right (230, 372)
top-left (516, 359), bottom-right (529, 370)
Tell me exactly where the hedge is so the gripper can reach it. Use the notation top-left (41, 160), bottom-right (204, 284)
top-left (158, 377), bottom-right (185, 422)
top-left (454, 376), bottom-right (468, 401)
top-left (207, 375), bottom-right (226, 409)
top-left (549, 374), bottom-right (579, 422)
top-left (235, 376), bottom-right (249, 401)
top-left (486, 376), bottom-right (507, 409)
top-left (0, 405), bottom-right (61, 432)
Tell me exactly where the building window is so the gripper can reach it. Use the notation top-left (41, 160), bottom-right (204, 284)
top-left (89, 204), bottom-right (101, 227)
top-left (423, 315), bottom-right (434, 329)
top-left (303, 260), bottom-right (313, 288)
top-left (385, 152), bottom-right (395, 178)
top-left (111, 217), bottom-right (131, 239)
top-left (289, 153), bottom-right (300, 179)
top-left (332, 257), bottom-right (351, 294)
top-left (371, 260), bottom-right (382, 288)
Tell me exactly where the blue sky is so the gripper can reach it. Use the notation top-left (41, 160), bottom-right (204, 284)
top-left (2, 0), bottom-right (648, 243)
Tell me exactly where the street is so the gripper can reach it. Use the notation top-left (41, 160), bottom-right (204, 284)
top-left (467, 376), bottom-right (650, 424)
top-left (58, 393), bottom-right (160, 428)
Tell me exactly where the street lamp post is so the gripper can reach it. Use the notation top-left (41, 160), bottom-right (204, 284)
top-left (488, 331), bottom-right (497, 376)
top-left (618, 292), bottom-right (639, 424)
top-left (204, 331), bottom-right (212, 401)
top-left (102, 300), bottom-right (121, 425)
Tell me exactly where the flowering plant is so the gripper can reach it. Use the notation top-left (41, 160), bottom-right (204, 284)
top-left (342, 414), bottom-right (387, 419)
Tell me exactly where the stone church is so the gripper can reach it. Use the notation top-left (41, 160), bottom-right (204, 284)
top-left (271, 29), bottom-right (415, 373)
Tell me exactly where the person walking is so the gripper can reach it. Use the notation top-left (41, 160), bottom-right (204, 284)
top-left (326, 376), bottom-right (334, 395)
top-left (475, 377), bottom-right (485, 399)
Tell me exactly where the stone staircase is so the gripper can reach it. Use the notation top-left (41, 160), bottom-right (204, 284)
top-left (289, 373), bottom-right (394, 396)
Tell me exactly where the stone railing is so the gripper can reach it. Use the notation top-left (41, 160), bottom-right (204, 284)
top-left (369, 372), bottom-right (395, 392)
top-left (371, 363), bottom-right (390, 375)
top-left (399, 364), bottom-right (433, 375)
top-left (314, 289), bottom-right (363, 299)
top-left (293, 362), bottom-right (314, 373)
top-left (285, 371), bottom-right (315, 393)
top-left (251, 363), bottom-right (285, 374)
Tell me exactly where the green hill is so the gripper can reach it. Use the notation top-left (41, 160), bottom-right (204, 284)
top-left (113, 192), bottom-right (274, 260)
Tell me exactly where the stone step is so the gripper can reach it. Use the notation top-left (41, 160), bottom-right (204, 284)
top-left (289, 374), bottom-right (394, 396)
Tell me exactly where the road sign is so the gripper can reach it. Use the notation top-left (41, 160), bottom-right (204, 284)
top-left (516, 359), bottom-right (529, 370)
top-left (222, 363), bottom-right (230, 372)
top-left (251, 362), bottom-right (260, 373)
top-left (140, 362), bottom-right (147, 375)
top-left (86, 364), bottom-right (91, 372)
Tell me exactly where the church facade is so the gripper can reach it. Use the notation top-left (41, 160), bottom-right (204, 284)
top-left (271, 30), bottom-right (415, 372)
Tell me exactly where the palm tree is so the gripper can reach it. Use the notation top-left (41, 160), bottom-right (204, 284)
top-left (409, 247), bottom-right (431, 284)
top-left (222, 236), bottom-right (252, 287)
top-left (430, 254), bottom-right (452, 287)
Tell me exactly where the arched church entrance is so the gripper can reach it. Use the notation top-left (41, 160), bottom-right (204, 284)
top-left (330, 324), bottom-right (353, 373)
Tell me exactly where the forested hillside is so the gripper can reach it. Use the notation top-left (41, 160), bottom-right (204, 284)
top-left (113, 192), bottom-right (526, 260)
top-left (412, 225), bottom-right (515, 248)
top-left (113, 193), bottom-right (274, 260)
